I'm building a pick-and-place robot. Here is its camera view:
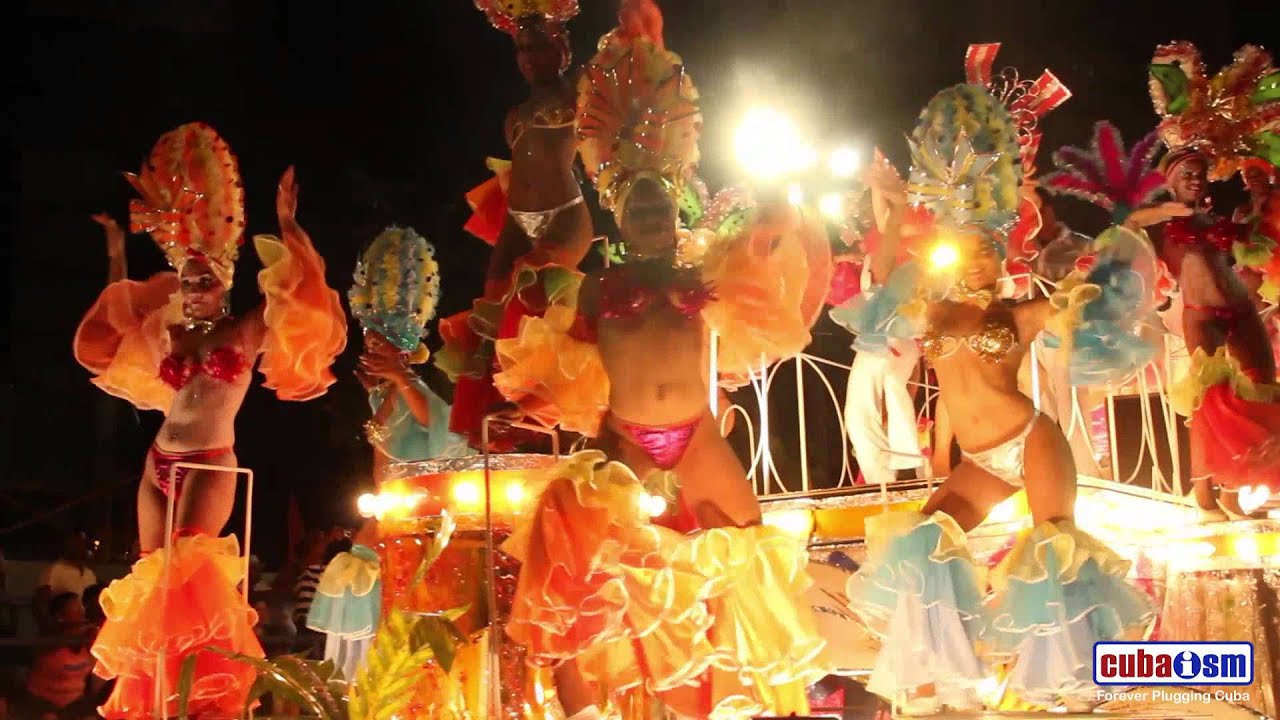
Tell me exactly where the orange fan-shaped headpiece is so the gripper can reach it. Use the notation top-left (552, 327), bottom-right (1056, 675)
top-left (125, 122), bottom-right (245, 287)
top-left (576, 0), bottom-right (700, 217)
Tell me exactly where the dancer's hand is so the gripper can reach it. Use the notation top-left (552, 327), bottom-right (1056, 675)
top-left (1125, 201), bottom-right (1192, 229)
top-left (360, 350), bottom-right (411, 386)
top-left (355, 368), bottom-right (377, 392)
top-left (92, 213), bottom-right (125, 258)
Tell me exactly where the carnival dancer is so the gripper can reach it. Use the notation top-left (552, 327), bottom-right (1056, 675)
top-left (304, 226), bottom-right (464, 679)
top-left (834, 47), bottom-right (1153, 712)
top-left (495, 5), bottom-right (832, 717)
top-left (350, 226), bottom-right (467, 473)
top-left (74, 123), bottom-right (348, 717)
top-left (833, 155), bottom-right (928, 485)
top-left (441, 0), bottom-right (597, 449)
top-left (1148, 41), bottom-right (1280, 516)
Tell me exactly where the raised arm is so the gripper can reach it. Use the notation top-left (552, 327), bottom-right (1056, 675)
top-left (93, 214), bottom-right (128, 284)
top-left (361, 350), bottom-right (433, 428)
top-left (1015, 296), bottom-right (1053, 342)
top-left (252, 167), bottom-right (348, 401)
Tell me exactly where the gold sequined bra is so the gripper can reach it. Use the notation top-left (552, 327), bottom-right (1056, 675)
top-left (921, 318), bottom-right (1019, 364)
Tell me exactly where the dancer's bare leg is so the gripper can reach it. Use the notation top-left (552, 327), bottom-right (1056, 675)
top-left (137, 460), bottom-right (166, 554)
top-left (676, 413), bottom-right (762, 529)
top-left (175, 456), bottom-right (238, 538)
top-left (1020, 414), bottom-right (1077, 525)
top-left (554, 662), bottom-right (596, 717)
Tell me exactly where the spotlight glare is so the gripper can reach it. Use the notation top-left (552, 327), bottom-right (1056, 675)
top-left (1238, 485), bottom-right (1270, 515)
top-left (829, 146), bottom-right (861, 178)
top-left (930, 242), bottom-right (960, 271)
top-left (818, 192), bottom-right (844, 221)
top-left (505, 482), bottom-right (526, 508)
top-left (452, 480), bottom-right (482, 510)
top-left (787, 184), bottom-right (805, 206)
top-left (735, 107), bottom-right (810, 179)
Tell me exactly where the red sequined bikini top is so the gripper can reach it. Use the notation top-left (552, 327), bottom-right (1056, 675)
top-left (1159, 215), bottom-right (1241, 276)
top-left (570, 261), bottom-right (717, 342)
top-left (159, 346), bottom-right (248, 389)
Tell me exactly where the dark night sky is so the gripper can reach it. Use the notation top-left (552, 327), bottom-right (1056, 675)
top-left (8, 0), bottom-right (1259, 563)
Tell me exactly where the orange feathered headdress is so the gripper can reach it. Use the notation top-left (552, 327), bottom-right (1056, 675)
top-left (576, 0), bottom-right (700, 217)
top-left (1149, 41), bottom-right (1280, 180)
top-left (125, 122), bottom-right (245, 287)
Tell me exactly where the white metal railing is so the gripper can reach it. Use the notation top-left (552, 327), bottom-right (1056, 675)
top-left (156, 462), bottom-right (255, 718)
top-left (727, 276), bottom-right (1195, 507)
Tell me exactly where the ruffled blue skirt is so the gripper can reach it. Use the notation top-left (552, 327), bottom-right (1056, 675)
top-left (846, 511), bottom-right (988, 707)
top-left (984, 521), bottom-right (1156, 704)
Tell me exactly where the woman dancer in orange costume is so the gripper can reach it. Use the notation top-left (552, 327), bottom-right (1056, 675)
top-left (495, 6), bottom-right (832, 717)
top-left (75, 123), bottom-right (347, 717)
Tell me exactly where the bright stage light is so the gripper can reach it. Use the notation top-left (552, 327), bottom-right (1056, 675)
top-left (735, 107), bottom-right (811, 179)
top-left (357, 493), bottom-right (378, 518)
top-left (829, 146), bottom-right (861, 178)
top-left (929, 242), bottom-right (960, 272)
top-left (1238, 485), bottom-right (1271, 515)
top-left (641, 493), bottom-right (668, 518)
top-left (452, 480), bottom-right (482, 511)
top-left (504, 482), bottom-right (526, 508)
top-left (818, 192), bottom-right (844, 221)
top-left (787, 184), bottom-right (805, 206)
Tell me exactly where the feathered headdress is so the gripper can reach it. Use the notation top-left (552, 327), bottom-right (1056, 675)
top-left (1044, 121), bottom-right (1166, 223)
top-left (125, 122), bottom-right (245, 287)
top-left (908, 44), bottom-right (1069, 294)
top-left (576, 0), bottom-right (701, 217)
top-left (348, 226), bottom-right (441, 360)
top-left (1149, 41), bottom-right (1280, 179)
top-left (908, 44), bottom-right (1069, 235)
top-left (1044, 121), bottom-right (1177, 303)
top-left (474, 0), bottom-right (578, 35)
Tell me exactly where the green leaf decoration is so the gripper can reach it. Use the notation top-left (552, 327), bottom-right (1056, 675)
top-left (1149, 63), bottom-right (1191, 115)
top-left (177, 652), bottom-right (198, 719)
top-left (271, 653), bottom-right (347, 718)
top-left (678, 182), bottom-right (705, 226)
top-left (716, 209), bottom-right (751, 241)
top-left (1250, 131), bottom-right (1280, 168)
top-left (411, 616), bottom-right (459, 673)
top-left (1252, 71), bottom-right (1280, 105)
top-left (410, 510), bottom-right (455, 589)
top-left (350, 608), bottom-right (437, 720)
top-left (200, 647), bottom-right (332, 719)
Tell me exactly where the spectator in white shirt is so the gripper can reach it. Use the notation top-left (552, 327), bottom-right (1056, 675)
top-left (34, 532), bottom-right (97, 635)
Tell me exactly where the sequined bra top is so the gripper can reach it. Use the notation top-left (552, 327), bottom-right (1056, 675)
top-left (921, 317), bottom-right (1019, 364)
top-left (159, 346), bottom-right (248, 389)
top-left (570, 261), bottom-right (717, 343)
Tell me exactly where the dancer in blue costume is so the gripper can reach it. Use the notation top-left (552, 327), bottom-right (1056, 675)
top-left (307, 226), bottom-right (467, 679)
top-left (834, 45), bottom-right (1154, 713)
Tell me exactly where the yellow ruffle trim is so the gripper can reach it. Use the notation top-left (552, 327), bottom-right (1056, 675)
top-left (99, 534), bottom-right (245, 619)
top-left (315, 551), bottom-right (381, 599)
top-left (988, 520), bottom-right (1131, 594)
top-left (1169, 346), bottom-right (1280, 417)
top-left (493, 304), bottom-right (609, 437)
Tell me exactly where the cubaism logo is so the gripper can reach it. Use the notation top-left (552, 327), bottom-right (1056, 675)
top-left (1094, 642), bottom-right (1253, 686)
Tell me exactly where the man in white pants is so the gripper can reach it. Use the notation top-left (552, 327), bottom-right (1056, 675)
top-left (844, 338), bottom-right (924, 486)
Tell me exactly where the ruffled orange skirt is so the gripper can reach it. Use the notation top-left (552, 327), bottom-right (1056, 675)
top-left (91, 534), bottom-right (263, 719)
top-left (504, 453), bottom-right (828, 718)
